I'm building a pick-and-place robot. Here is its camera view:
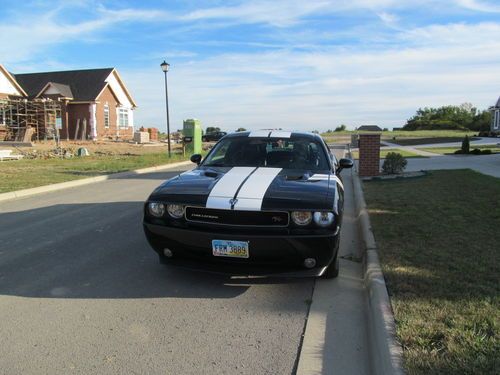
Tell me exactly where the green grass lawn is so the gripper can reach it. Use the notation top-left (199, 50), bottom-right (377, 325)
top-left (363, 170), bottom-right (499, 375)
top-left (351, 148), bottom-right (427, 159)
top-left (0, 152), bottom-right (188, 193)
top-left (418, 145), bottom-right (500, 155)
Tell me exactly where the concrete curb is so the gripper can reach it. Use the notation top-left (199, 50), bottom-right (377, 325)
top-left (352, 169), bottom-right (405, 375)
top-left (0, 160), bottom-right (192, 203)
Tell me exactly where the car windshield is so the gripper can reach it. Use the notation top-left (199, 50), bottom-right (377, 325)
top-left (202, 136), bottom-right (330, 170)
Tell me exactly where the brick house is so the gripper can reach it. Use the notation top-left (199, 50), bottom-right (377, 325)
top-left (0, 64), bottom-right (137, 140)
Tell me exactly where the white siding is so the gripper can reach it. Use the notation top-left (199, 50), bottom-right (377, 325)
top-left (90, 103), bottom-right (97, 140)
top-left (0, 70), bottom-right (22, 96)
top-left (105, 72), bottom-right (133, 108)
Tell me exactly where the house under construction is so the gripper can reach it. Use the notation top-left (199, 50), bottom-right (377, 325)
top-left (0, 63), bottom-right (137, 143)
top-left (0, 98), bottom-right (61, 142)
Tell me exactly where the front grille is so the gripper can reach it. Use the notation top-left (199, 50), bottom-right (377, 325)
top-left (185, 206), bottom-right (289, 227)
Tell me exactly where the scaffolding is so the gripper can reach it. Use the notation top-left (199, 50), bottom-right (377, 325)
top-left (0, 98), bottom-right (61, 142)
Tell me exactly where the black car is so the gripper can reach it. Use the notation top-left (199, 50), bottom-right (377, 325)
top-left (143, 130), bottom-right (353, 278)
top-left (202, 131), bottom-right (227, 142)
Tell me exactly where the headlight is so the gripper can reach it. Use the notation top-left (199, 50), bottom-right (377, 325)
top-left (148, 202), bottom-right (165, 217)
top-left (166, 204), bottom-right (184, 219)
top-left (291, 211), bottom-right (312, 226)
top-left (313, 211), bottom-right (334, 227)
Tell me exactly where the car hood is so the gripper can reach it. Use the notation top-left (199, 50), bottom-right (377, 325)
top-left (149, 166), bottom-right (337, 211)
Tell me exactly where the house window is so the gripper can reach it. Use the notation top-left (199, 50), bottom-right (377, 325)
top-left (0, 108), bottom-right (5, 125)
top-left (104, 105), bottom-right (110, 128)
top-left (495, 110), bottom-right (500, 129)
top-left (118, 108), bottom-right (129, 128)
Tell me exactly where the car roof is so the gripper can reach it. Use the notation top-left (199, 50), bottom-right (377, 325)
top-left (225, 130), bottom-right (321, 141)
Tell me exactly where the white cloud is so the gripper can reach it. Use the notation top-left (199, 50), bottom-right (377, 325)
top-left (455, 0), bottom-right (500, 13)
top-left (181, 0), bottom-right (332, 27)
top-left (0, 5), bottom-right (169, 64)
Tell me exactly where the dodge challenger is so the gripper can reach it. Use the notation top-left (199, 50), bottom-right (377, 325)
top-left (143, 130), bottom-right (353, 278)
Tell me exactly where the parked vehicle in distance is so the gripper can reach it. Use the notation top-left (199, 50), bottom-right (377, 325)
top-left (143, 130), bottom-right (353, 278)
top-left (202, 131), bottom-right (227, 142)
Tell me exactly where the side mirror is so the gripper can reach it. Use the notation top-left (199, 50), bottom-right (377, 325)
top-left (190, 154), bottom-right (202, 165)
top-left (336, 158), bottom-right (354, 173)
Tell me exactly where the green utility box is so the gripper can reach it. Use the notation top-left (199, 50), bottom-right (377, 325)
top-left (183, 119), bottom-right (203, 155)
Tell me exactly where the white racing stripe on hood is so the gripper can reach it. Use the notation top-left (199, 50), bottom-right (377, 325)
top-left (206, 167), bottom-right (256, 209)
top-left (233, 167), bottom-right (282, 211)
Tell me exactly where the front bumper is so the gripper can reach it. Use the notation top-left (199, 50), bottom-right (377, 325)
top-left (143, 223), bottom-right (339, 276)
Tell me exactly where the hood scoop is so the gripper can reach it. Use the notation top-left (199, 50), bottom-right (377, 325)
top-left (204, 170), bottom-right (219, 178)
top-left (285, 174), bottom-right (307, 181)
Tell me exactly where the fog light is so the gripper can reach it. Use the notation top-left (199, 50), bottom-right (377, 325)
top-left (313, 211), bottom-right (334, 227)
top-left (163, 248), bottom-right (173, 258)
top-left (304, 258), bottom-right (316, 269)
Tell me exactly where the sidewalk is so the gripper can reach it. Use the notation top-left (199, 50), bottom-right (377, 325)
top-left (297, 169), bottom-right (370, 375)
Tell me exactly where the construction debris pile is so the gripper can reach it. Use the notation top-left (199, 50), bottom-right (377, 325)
top-left (0, 98), bottom-right (61, 142)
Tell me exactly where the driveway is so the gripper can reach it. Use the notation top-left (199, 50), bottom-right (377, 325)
top-left (403, 153), bottom-right (500, 178)
top-left (381, 137), bottom-right (500, 157)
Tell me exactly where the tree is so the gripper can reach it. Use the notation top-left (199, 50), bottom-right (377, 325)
top-left (236, 127), bottom-right (246, 132)
top-left (403, 104), bottom-right (479, 131)
top-left (334, 124), bottom-right (346, 132)
top-left (470, 110), bottom-right (492, 132)
top-left (206, 126), bottom-right (221, 134)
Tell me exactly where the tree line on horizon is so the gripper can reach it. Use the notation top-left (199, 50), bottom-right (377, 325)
top-left (403, 103), bottom-right (491, 131)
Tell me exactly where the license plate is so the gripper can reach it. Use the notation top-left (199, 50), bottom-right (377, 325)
top-left (212, 240), bottom-right (249, 258)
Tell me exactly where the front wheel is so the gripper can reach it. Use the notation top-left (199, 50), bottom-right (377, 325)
top-left (322, 254), bottom-right (339, 279)
top-left (202, 137), bottom-right (207, 142)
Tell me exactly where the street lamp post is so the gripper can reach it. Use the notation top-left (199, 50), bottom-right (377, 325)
top-left (160, 60), bottom-right (171, 157)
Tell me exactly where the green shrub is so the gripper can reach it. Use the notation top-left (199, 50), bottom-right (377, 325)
top-left (471, 148), bottom-right (481, 155)
top-left (382, 152), bottom-right (407, 174)
top-left (454, 149), bottom-right (464, 154)
top-left (461, 135), bottom-right (470, 154)
top-left (481, 149), bottom-right (492, 155)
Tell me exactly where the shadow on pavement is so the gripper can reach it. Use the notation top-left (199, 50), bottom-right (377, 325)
top-left (0, 201), bottom-right (309, 301)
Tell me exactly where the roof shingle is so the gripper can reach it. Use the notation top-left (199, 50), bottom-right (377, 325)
top-left (14, 68), bottom-right (113, 101)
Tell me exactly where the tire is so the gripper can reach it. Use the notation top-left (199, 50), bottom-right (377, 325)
top-left (322, 253), bottom-right (339, 279)
top-left (202, 137), bottom-right (207, 142)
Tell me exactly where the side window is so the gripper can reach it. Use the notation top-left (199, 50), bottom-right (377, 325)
top-left (118, 108), bottom-right (128, 127)
top-left (104, 105), bottom-right (110, 128)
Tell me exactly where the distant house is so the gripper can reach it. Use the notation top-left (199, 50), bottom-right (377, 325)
top-left (357, 125), bottom-right (382, 132)
top-left (0, 64), bottom-right (137, 141)
top-left (490, 96), bottom-right (500, 133)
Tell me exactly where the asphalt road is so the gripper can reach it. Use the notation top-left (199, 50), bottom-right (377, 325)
top-left (0, 167), bottom-right (315, 375)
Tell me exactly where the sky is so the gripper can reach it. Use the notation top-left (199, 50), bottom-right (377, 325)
top-left (1, 0), bottom-right (500, 131)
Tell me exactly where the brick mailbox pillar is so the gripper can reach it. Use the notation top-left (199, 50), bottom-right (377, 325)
top-left (358, 133), bottom-right (381, 177)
